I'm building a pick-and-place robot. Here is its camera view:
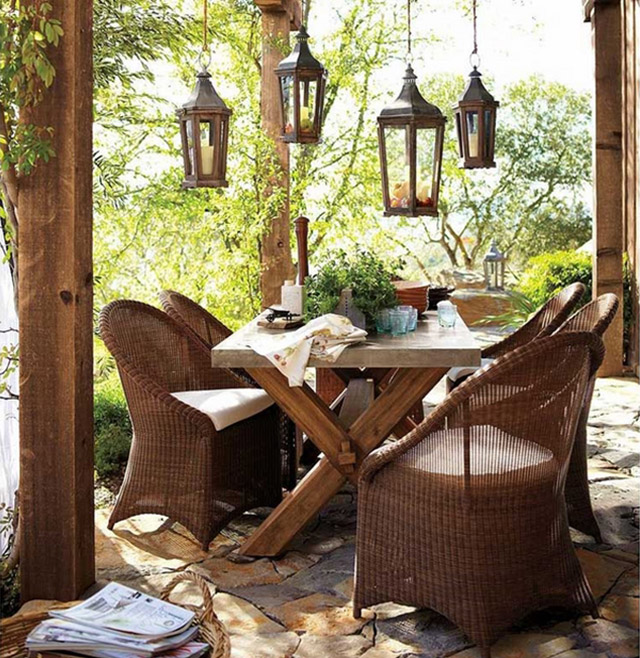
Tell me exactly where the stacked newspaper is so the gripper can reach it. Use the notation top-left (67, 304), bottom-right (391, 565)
top-left (25, 583), bottom-right (210, 658)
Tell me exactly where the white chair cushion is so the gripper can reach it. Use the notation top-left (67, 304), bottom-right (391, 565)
top-left (447, 357), bottom-right (495, 383)
top-left (413, 426), bottom-right (554, 476)
top-left (171, 388), bottom-right (274, 431)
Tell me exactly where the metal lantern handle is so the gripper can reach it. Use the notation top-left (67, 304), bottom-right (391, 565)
top-left (198, 49), bottom-right (212, 71)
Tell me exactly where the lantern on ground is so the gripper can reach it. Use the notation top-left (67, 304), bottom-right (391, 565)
top-left (378, 65), bottom-right (446, 217)
top-left (177, 67), bottom-right (232, 188)
top-left (275, 25), bottom-right (327, 144)
top-left (377, 0), bottom-right (446, 217)
top-left (483, 240), bottom-right (506, 290)
top-left (453, 0), bottom-right (499, 169)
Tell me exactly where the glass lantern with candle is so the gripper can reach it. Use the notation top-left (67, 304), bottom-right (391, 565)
top-left (378, 65), bottom-right (446, 217)
top-left (177, 68), bottom-right (232, 188)
top-left (275, 26), bottom-right (326, 144)
top-left (453, 67), bottom-right (499, 169)
top-left (483, 240), bottom-right (507, 290)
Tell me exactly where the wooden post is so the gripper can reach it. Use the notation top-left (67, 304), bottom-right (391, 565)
top-left (18, 0), bottom-right (95, 600)
top-left (255, 0), bottom-right (301, 307)
top-left (589, 0), bottom-right (625, 376)
top-left (621, 0), bottom-right (639, 374)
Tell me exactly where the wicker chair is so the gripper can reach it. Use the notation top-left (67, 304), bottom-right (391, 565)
top-left (99, 300), bottom-right (283, 549)
top-left (354, 332), bottom-right (604, 657)
top-left (159, 290), bottom-right (297, 490)
top-left (447, 282), bottom-right (586, 390)
top-left (555, 294), bottom-right (620, 542)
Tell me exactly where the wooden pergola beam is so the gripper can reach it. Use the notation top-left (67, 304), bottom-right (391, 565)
top-left (587, 0), bottom-right (625, 376)
top-left (254, 0), bottom-right (301, 307)
top-left (18, 0), bottom-right (95, 601)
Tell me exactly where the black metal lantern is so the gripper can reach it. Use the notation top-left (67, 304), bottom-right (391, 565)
top-left (177, 67), bottom-right (232, 189)
top-left (453, 0), bottom-right (499, 169)
top-left (378, 65), bottom-right (446, 217)
top-left (275, 25), bottom-right (326, 144)
top-left (483, 240), bottom-right (506, 290)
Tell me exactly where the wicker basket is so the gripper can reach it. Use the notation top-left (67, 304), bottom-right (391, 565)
top-left (0, 573), bottom-right (230, 658)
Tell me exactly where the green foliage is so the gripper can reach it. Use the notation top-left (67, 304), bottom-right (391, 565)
top-left (0, 503), bottom-right (19, 618)
top-left (94, 379), bottom-right (132, 479)
top-left (474, 289), bottom-right (538, 330)
top-left (0, 0), bottom-right (62, 175)
top-left (304, 250), bottom-right (400, 326)
top-left (519, 250), bottom-right (592, 309)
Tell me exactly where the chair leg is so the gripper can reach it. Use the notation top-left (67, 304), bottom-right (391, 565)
top-left (353, 605), bottom-right (362, 619)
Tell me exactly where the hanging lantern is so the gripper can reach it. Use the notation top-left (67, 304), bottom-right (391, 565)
top-left (177, 68), bottom-right (231, 188)
top-left (483, 240), bottom-right (506, 290)
top-left (453, 0), bottom-right (499, 169)
top-left (177, 0), bottom-right (231, 189)
top-left (377, 0), bottom-right (446, 217)
top-left (275, 25), bottom-right (327, 144)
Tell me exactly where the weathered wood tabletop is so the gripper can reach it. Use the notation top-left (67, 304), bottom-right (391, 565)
top-left (211, 311), bottom-right (482, 557)
top-left (211, 311), bottom-right (480, 369)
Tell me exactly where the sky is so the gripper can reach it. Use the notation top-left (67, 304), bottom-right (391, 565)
top-left (310, 0), bottom-right (594, 96)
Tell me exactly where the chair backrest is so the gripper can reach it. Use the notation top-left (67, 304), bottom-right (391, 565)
top-left (159, 290), bottom-right (230, 351)
top-left (483, 282), bottom-right (586, 358)
top-left (435, 332), bottom-right (604, 475)
top-left (99, 300), bottom-right (217, 395)
top-left (555, 293), bottom-right (619, 337)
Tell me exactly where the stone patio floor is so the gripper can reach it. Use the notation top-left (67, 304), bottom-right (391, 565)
top-left (88, 372), bottom-right (640, 658)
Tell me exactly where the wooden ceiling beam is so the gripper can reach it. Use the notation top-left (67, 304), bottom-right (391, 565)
top-left (254, 0), bottom-right (301, 29)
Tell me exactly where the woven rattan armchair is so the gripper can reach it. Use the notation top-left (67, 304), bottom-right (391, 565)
top-left (447, 282), bottom-right (586, 391)
top-left (354, 332), bottom-right (604, 657)
top-left (99, 300), bottom-right (283, 549)
top-left (556, 294), bottom-right (620, 542)
top-left (159, 290), bottom-right (297, 490)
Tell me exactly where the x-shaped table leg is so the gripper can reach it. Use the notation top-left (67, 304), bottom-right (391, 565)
top-left (238, 365), bottom-right (447, 557)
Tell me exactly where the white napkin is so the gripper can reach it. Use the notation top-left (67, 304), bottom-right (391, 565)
top-left (249, 313), bottom-right (367, 387)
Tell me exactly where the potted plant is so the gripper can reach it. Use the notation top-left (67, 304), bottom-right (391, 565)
top-left (304, 250), bottom-right (401, 331)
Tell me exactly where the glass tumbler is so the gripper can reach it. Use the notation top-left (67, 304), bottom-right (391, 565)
top-left (437, 300), bottom-right (458, 328)
top-left (375, 308), bottom-right (391, 333)
top-left (398, 305), bottom-right (418, 331)
top-left (389, 309), bottom-right (409, 336)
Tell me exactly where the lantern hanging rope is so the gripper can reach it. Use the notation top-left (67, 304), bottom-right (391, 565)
top-left (452, 0), bottom-right (499, 169)
top-left (375, 0), bottom-right (446, 217)
top-left (176, 0), bottom-right (232, 189)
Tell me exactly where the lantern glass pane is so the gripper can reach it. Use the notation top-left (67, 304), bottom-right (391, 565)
top-left (455, 112), bottom-right (463, 158)
top-left (200, 120), bottom-right (215, 176)
top-left (299, 79), bottom-right (317, 133)
top-left (185, 119), bottom-right (194, 175)
top-left (466, 110), bottom-right (479, 158)
top-left (384, 126), bottom-right (411, 210)
top-left (484, 108), bottom-right (493, 158)
top-left (416, 126), bottom-right (437, 209)
top-left (281, 76), bottom-right (294, 135)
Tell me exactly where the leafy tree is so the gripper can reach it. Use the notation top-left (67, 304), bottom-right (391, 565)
top-left (374, 75), bottom-right (592, 272)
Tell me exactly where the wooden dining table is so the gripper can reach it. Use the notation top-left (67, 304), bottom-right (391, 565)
top-left (211, 310), bottom-right (482, 557)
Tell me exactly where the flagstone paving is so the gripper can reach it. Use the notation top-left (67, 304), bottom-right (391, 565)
top-left (94, 375), bottom-right (639, 658)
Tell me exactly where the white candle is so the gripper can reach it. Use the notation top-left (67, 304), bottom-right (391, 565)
top-left (201, 145), bottom-right (214, 175)
top-left (468, 133), bottom-right (479, 158)
top-left (300, 106), bottom-right (311, 130)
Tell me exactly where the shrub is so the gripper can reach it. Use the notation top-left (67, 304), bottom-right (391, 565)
top-left (518, 249), bottom-right (633, 364)
top-left (519, 250), bottom-right (593, 309)
top-left (0, 503), bottom-right (20, 618)
top-left (94, 379), bottom-right (132, 479)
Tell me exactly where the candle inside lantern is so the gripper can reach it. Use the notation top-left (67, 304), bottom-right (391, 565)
top-left (201, 145), bottom-right (214, 175)
top-left (300, 105), bottom-right (311, 131)
top-left (468, 133), bottom-right (479, 158)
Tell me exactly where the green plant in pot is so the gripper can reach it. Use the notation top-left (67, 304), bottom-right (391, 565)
top-left (304, 250), bottom-right (401, 331)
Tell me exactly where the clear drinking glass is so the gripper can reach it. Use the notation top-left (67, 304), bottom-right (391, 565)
top-left (437, 300), bottom-right (457, 328)
top-left (389, 309), bottom-right (409, 336)
top-left (375, 308), bottom-right (391, 333)
top-left (398, 305), bottom-right (418, 331)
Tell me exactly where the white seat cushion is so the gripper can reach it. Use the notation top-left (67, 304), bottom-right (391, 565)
top-left (411, 426), bottom-right (554, 476)
top-left (447, 357), bottom-right (495, 383)
top-left (171, 388), bottom-right (274, 431)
